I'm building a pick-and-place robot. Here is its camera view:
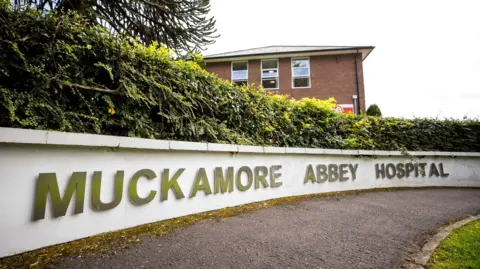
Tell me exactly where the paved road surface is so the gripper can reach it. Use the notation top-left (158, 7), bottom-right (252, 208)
top-left (56, 188), bottom-right (480, 269)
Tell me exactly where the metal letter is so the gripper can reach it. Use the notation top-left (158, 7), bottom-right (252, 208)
top-left (190, 168), bottom-right (212, 198)
top-left (328, 164), bottom-right (339, 182)
top-left (386, 163), bottom-right (396, 179)
top-left (439, 163), bottom-right (449, 178)
top-left (34, 172), bottom-right (86, 221)
top-left (396, 163), bottom-right (405, 178)
top-left (429, 163), bottom-right (440, 178)
top-left (129, 169), bottom-right (157, 206)
top-left (348, 164), bottom-right (359, 181)
top-left (270, 165), bottom-right (283, 188)
top-left (339, 164), bottom-right (349, 181)
top-left (161, 168), bottom-right (185, 201)
top-left (317, 165), bottom-right (328, 183)
top-left (254, 166), bottom-right (269, 189)
top-left (375, 164), bottom-right (385, 179)
top-left (304, 165), bottom-right (316, 184)
top-left (418, 163), bottom-right (427, 177)
top-left (405, 163), bottom-right (415, 177)
top-left (214, 167), bottom-right (234, 194)
top-left (236, 166), bottom-right (254, 191)
top-left (91, 171), bottom-right (124, 211)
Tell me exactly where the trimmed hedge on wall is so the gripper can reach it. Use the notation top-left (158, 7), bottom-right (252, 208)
top-left (1, 5), bottom-right (479, 152)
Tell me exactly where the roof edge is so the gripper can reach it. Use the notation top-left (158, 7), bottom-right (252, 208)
top-left (204, 46), bottom-right (375, 62)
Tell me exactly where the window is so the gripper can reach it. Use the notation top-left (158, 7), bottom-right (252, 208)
top-left (291, 58), bottom-right (311, 88)
top-left (261, 59), bottom-right (279, 89)
top-left (232, 61), bottom-right (248, 86)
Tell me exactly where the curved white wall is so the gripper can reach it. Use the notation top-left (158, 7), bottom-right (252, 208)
top-left (0, 127), bottom-right (479, 257)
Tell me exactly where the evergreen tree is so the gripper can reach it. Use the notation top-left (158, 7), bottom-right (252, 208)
top-left (13, 0), bottom-right (218, 53)
top-left (366, 104), bottom-right (382, 117)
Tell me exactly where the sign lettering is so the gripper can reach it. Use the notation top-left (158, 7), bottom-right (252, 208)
top-left (33, 162), bottom-right (449, 220)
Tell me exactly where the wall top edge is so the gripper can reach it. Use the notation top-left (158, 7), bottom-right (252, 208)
top-left (1, 127), bottom-right (479, 157)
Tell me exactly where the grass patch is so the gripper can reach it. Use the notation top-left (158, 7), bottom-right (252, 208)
top-left (0, 187), bottom-right (476, 269)
top-left (428, 219), bottom-right (480, 269)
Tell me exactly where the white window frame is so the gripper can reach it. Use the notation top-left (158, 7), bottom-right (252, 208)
top-left (291, 57), bottom-right (311, 89)
top-left (261, 59), bottom-right (279, 90)
top-left (231, 61), bottom-right (248, 86)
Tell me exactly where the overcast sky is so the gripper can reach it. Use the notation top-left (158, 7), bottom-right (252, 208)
top-left (205, 0), bottom-right (480, 119)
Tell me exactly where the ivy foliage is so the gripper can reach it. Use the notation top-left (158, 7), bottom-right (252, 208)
top-left (1, 6), bottom-right (479, 152)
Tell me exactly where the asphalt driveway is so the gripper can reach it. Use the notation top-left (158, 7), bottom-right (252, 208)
top-left (56, 188), bottom-right (480, 269)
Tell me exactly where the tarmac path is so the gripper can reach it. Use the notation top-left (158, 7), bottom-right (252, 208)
top-left (56, 188), bottom-right (480, 269)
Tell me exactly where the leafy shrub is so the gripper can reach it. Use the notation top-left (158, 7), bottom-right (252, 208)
top-left (366, 104), bottom-right (382, 117)
top-left (1, 7), bottom-right (479, 152)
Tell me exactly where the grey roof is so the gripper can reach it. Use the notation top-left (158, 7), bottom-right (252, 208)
top-left (204, 45), bottom-right (374, 60)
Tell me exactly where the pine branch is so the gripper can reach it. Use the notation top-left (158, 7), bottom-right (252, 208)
top-left (67, 83), bottom-right (123, 95)
top-left (12, 0), bottom-right (218, 53)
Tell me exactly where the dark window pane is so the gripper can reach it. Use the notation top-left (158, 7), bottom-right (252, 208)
top-left (232, 62), bottom-right (248, 71)
top-left (293, 77), bottom-right (310, 88)
top-left (262, 70), bottom-right (278, 78)
top-left (262, 78), bottom-right (278, 89)
top-left (262, 60), bottom-right (278, 69)
top-left (292, 59), bottom-right (309, 68)
top-left (233, 80), bottom-right (247, 86)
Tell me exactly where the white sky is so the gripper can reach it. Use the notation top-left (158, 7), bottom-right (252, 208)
top-left (205, 0), bottom-right (480, 119)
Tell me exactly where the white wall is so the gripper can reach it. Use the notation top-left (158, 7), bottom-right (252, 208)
top-left (0, 127), bottom-right (479, 258)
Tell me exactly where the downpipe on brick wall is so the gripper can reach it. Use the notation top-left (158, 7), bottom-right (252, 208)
top-left (354, 49), bottom-right (361, 114)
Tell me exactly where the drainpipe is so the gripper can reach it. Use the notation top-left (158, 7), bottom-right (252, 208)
top-left (354, 50), bottom-right (361, 114)
top-left (352, 95), bottom-right (358, 115)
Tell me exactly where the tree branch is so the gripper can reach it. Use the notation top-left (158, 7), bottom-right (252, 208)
top-left (12, 0), bottom-right (218, 53)
top-left (67, 83), bottom-right (123, 95)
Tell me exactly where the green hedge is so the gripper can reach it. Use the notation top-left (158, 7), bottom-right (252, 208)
top-left (1, 5), bottom-right (479, 152)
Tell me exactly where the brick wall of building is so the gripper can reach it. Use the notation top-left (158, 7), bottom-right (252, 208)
top-left (248, 59), bottom-right (261, 86)
top-left (204, 61), bottom-right (231, 81)
top-left (205, 53), bottom-right (366, 112)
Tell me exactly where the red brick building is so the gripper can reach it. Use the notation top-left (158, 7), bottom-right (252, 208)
top-left (204, 45), bottom-right (374, 114)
